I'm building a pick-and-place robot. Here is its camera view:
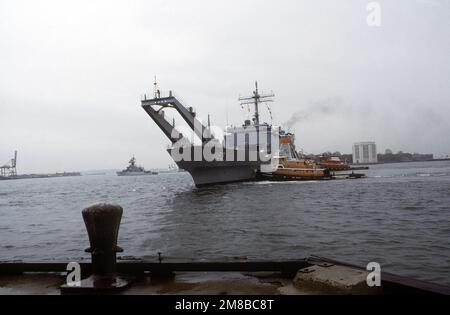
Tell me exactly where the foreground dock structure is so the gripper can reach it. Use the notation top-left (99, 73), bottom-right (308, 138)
top-left (0, 204), bottom-right (448, 295)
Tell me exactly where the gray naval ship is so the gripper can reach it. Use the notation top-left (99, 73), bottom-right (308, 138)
top-left (116, 156), bottom-right (158, 176)
top-left (141, 81), bottom-right (279, 187)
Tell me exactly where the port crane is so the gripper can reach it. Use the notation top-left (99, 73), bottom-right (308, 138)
top-left (1, 150), bottom-right (17, 177)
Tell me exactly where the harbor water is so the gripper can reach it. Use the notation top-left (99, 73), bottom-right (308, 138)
top-left (1, 161), bottom-right (449, 286)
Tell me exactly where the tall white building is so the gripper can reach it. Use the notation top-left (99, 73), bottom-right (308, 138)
top-left (353, 142), bottom-right (377, 164)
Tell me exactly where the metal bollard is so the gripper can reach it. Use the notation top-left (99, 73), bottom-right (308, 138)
top-left (83, 203), bottom-right (123, 279)
top-left (83, 203), bottom-right (124, 283)
top-left (61, 203), bottom-right (130, 294)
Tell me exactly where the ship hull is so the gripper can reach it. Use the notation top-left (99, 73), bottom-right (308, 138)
top-left (188, 165), bottom-right (257, 187)
top-left (176, 160), bottom-right (259, 187)
top-left (166, 146), bottom-right (268, 187)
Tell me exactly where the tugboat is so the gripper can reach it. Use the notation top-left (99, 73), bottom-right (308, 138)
top-left (274, 158), bottom-right (330, 179)
top-left (270, 132), bottom-right (331, 180)
top-left (318, 156), bottom-right (351, 171)
top-left (116, 156), bottom-right (158, 176)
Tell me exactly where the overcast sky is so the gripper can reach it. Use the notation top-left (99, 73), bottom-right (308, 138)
top-left (1, 0), bottom-right (449, 172)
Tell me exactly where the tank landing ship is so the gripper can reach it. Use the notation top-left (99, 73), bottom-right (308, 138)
top-left (141, 81), bottom-right (279, 187)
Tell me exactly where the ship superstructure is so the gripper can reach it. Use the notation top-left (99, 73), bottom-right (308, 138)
top-left (116, 156), bottom-right (157, 176)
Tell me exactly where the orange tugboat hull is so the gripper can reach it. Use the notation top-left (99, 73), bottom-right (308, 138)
top-left (272, 159), bottom-right (331, 180)
top-left (273, 167), bottom-right (330, 179)
top-left (318, 157), bottom-right (351, 171)
top-left (318, 161), bottom-right (350, 171)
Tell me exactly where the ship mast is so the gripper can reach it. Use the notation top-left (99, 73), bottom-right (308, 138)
top-left (238, 81), bottom-right (274, 126)
top-left (153, 76), bottom-right (160, 99)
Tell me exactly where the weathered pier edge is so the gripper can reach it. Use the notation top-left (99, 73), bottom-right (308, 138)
top-left (0, 203), bottom-right (449, 295)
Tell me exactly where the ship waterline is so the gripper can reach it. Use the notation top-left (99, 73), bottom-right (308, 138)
top-left (176, 159), bottom-right (260, 186)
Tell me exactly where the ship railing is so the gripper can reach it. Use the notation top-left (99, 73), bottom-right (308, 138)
top-left (141, 90), bottom-right (196, 117)
top-left (170, 91), bottom-right (197, 115)
top-left (141, 90), bottom-right (174, 101)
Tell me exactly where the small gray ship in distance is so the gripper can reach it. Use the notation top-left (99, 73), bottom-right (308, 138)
top-left (141, 81), bottom-right (280, 187)
top-left (116, 156), bottom-right (158, 176)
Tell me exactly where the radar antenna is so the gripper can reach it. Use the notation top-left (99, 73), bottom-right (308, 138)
top-left (238, 81), bottom-right (274, 126)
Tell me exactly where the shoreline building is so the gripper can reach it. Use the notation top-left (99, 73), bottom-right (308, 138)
top-left (353, 142), bottom-right (377, 164)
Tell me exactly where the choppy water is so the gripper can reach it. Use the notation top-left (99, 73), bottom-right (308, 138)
top-left (1, 161), bottom-right (450, 286)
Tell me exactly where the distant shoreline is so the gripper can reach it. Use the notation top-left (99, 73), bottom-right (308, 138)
top-left (352, 159), bottom-right (450, 166)
top-left (0, 172), bottom-right (81, 181)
